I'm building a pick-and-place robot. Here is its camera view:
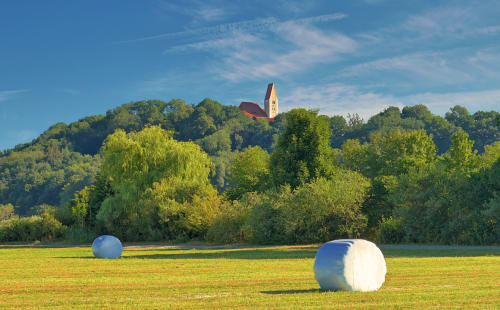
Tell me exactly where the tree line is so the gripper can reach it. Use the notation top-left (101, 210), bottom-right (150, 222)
top-left (0, 99), bottom-right (499, 244)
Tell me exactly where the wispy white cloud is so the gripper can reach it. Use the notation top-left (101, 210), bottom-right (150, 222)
top-left (279, 83), bottom-right (500, 119)
top-left (0, 89), bottom-right (29, 103)
top-left (155, 0), bottom-right (232, 24)
top-left (341, 51), bottom-right (472, 83)
top-left (135, 12), bottom-right (351, 84)
top-left (341, 45), bottom-right (500, 87)
top-left (280, 84), bottom-right (403, 120)
top-left (163, 32), bottom-right (258, 53)
top-left (404, 89), bottom-right (500, 114)
top-left (355, 3), bottom-right (500, 54)
top-left (218, 21), bottom-right (356, 81)
top-left (116, 13), bottom-right (346, 44)
top-left (403, 7), bottom-right (472, 35)
top-left (115, 17), bottom-right (276, 44)
top-left (475, 25), bottom-right (500, 35)
top-left (194, 7), bottom-right (229, 22)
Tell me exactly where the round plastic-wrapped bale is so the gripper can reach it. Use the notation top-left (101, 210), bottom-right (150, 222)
top-left (92, 235), bottom-right (123, 259)
top-left (314, 239), bottom-right (386, 292)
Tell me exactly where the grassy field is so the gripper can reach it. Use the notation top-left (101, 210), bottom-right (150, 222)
top-left (0, 245), bottom-right (499, 309)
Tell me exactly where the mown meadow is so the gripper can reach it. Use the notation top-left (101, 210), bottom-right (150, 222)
top-left (0, 245), bottom-right (498, 309)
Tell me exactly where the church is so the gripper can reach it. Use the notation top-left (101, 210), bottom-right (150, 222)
top-left (239, 83), bottom-right (278, 121)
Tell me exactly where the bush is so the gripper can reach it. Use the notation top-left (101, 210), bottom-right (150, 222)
top-left (64, 226), bottom-right (98, 243)
top-left (0, 214), bottom-right (66, 242)
top-left (246, 191), bottom-right (287, 244)
top-left (206, 200), bottom-right (250, 244)
top-left (482, 193), bottom-right (500, 244)
top-left (207, 169), bottom-right (371, 245)
top-left (281, 172), bottom-right (369, 243)
top-left (379, 217), bottom-right (405, 244)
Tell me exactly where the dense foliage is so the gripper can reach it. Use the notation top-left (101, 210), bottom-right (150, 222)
top-left (0, 213), bottom-right (66, 242)
top-left (0, 98), bottom-right (498, 244)
top-left (82, 126), bottom-right (220, 241)
top-left (270, 109), bottom-right (334, 189)
top-left (0, 143), bottom-right (100, 214)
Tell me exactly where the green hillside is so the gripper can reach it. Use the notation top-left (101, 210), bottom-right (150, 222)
top-left (0, 99), bottom-right (499, 245)
top-left (0, 99), bottom-right (498, 214)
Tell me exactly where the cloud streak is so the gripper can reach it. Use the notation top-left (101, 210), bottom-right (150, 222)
top-left (163, 32), bottom-right (259, 53)
top-left (0, 89), bottom-right (29, 103)
top-left (218, 22), bottom-right (357, 81)
top-left (115, 13), bottom-right (347, 44)
top-left (341, 51), bottom-right (472, 83)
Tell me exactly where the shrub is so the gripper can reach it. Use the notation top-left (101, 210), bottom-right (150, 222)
top-left (246, 191), bottom-right (288, 244)
top-left (281, 172), bottom-right (369, 243)
top-left (206, 200), bottom-right (250, 244)
top-left (64, 226), bottom-right (98, 243)
top-left (0, 213), bottom-right (66, 242)
top-left (379, 217), bottom-right (405, 244)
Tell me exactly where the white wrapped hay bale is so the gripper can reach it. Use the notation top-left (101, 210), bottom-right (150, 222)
top-left (92, 235), bottom-right (123, 259)
top-left (313, 239), bottom-right (386, 292)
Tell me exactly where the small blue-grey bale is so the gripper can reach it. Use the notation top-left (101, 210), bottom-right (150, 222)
top-left (314, 239), bottom-right (386, 292)
top-left (92, 235), bottom-right (123, 259)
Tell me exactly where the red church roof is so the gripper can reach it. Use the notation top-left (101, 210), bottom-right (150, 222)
top-left (239, 102), bottom-right (274, 121)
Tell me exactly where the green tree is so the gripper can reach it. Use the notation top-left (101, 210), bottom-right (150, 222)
top-left (69, 187), bottom-right (91, 227)
top-left (340, 139), bottom-right (379, 178)
top-left (225, 146), bottom-right (270, 200)
top-left (443, 130), bottom-right (479, 174)
top-left (329, 115), bottom-right (348, 148)
top-left (341, 129), bottom-right (437, 178)
top-left (95, 126), bottom-right (219, 241)
top-left (479, 141), bottom-right (500, 168)
top-left (376, 129), bottom-right (437, 176)
top-left (270, 109), bottom-right (333, 188)
top-left (0, 142), bottom-right (100, 214)
top-left (445, 106), bottom-right (499, 153)
top-left (0, 203), bottom-right (17, 222)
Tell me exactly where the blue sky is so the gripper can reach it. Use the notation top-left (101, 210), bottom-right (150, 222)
top-left (1, 0), bottom-right (500, 150)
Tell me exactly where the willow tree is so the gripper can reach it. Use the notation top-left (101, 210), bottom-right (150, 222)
top-left (95, 126), bottom-right (220, 241)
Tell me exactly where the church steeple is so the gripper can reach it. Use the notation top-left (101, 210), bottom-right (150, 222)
top-left (239, 83), bottom-right (278, 121)
top-left (264, 83), bottom-right (278, 118)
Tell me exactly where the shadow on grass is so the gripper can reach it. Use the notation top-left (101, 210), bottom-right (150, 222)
top-left (121, 248), bottom-right (500, 259)
top-left (54, 256), bottom-right (95, 259)
top-left (53, 248), bottom-right (318, 260)
top-left (261, 288), bottom-right (321, 295)
top-left (46, 246), bottom-right (500, 260)
top-left (122, 248), bottom-right (318, 260)
top-left (53, 247), bottom-right (499, 260)
top-left (382, 249), bottom-right (500, 258)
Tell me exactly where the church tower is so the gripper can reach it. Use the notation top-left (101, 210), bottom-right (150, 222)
top-left (264, 83), bottom-right (278, 118)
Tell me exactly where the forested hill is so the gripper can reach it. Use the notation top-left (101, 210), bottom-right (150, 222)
top-left (0, 98), bottom-right (499, 214)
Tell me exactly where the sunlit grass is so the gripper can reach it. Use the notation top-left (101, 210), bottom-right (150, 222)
top-left (0, 246), bottom-right (499, 309)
